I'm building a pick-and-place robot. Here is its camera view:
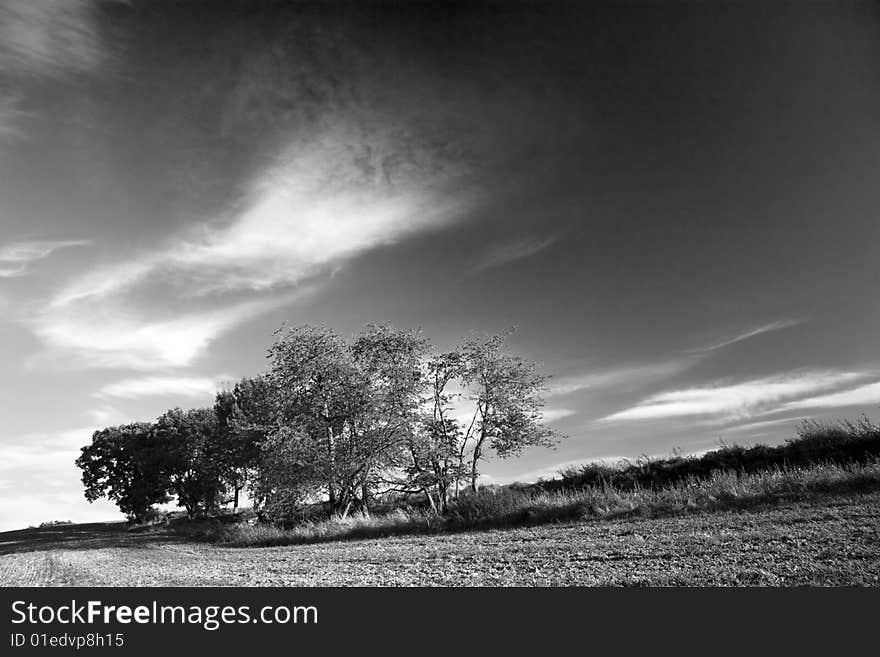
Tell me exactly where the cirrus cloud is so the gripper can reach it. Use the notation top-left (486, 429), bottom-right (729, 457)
top-left (30, 119), bottom-right (474, 372)
top-left (95, 375), bottom-right (234, 401)
top-left (0, 239), bottom-right (91, 277)
top-left (468, 234), bottom-right (557, 275)
top-left (779, 381), bottom-right (880, 412)
top-left (50, 120), bottom-right (474, 307)
top-left (688, 319), bottom-right (805, 354)
top-left (29, 294), bottom-right (300, 371)
top-left (600, 370), bottom-right (872, 423)
top-left (548, 359), bottom-right (694, 397)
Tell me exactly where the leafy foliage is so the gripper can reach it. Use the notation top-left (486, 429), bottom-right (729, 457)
top-left (76, 323), bottom-right (561, 524)
top-left (76, 423), bottom-right (171, 522)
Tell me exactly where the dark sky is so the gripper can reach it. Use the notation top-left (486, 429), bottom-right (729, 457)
top-left (2, 1), bottom-right (880, 529)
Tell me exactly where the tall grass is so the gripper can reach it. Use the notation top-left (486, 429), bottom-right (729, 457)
top-left (539, 415), bottom-right (880, 494)
top-left (213, 459), bottom-right (880, 547)
top-left (174, 416), bottom-right (880, 547)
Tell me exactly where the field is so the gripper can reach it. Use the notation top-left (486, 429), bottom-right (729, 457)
top-left (2, 491), bottom-right (878, 586)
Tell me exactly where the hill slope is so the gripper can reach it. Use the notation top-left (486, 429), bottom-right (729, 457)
top-left (2, 492), bottom-right (878, 586)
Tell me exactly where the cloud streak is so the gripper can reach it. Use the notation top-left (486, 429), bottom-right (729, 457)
top-left (0, 0), bottom-right (109, 143)
top-left (0, 239), bottom-right (91, 277)
top-left (721, 415), bottom-right (809, 434)
top-left (31, 294), bottom-right (298, 371)
top-left (600, 370), bottom-right (870, 423)
top-left (95, 375), bottom-right (233, 401)
top-left (52, 125), bottom-right (472, 307)
top-left (469, 235), bottom-right (556, 275)
top-left (0, 0), bottom-right (106, 78)
top-left (30, 119), bottom-right (474, 371)
top-left (689, 319), bottom-right (804, 354)
top-left (540, 408), bottom-right (576, 423)
top-left (548, 359), bottom-right (694, 397)
top-left (780, 380), bottom-right (880, 412)
top-left (17, 11), bottom-right (479, 373)
top-left (0, 424), bottom-right (120, 531)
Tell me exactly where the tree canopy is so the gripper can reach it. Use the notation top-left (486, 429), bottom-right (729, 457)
top-left (76, 324), bottom-right (562, 523)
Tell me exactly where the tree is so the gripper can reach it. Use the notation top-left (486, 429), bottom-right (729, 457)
top-left (266, 324), bottom-right (362, 517)
top-left (254, 425), bottom-right (328, 524)
top-left (265, 324), bottom-right (429, 519)
top-left (76, 423), bottom-right (170, 522)
top-left (349, 324), bottom-right (430, 511)
top-left (155, 407), bottom-right (224, 518)
top-left (400, 350), bottom-right (466, 512)
top-left (214, 376), bottom-right (275, 511)
top-left (457, 331), bottom-right (558, 492)
top-left (75, 324), bottom-right (563, 524)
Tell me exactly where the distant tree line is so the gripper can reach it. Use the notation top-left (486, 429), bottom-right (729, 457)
top-left (76, 325), bottom-right (560, 523)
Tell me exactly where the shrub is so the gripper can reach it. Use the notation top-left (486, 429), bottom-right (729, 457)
top-left (205, 459), bottom-right (880, 547)
top-left (536, 415), bottom-right (880, 495)
top-left (172, 414), bottom-right (880, 548)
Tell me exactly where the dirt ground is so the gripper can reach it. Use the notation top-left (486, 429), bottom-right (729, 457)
top-left (1, 493), bottom-right (878, 586)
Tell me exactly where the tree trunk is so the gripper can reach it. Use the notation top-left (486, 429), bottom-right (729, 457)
top-left (328, 485), bottom-right (337, 515)
top-left (361, 483), bottom-right (370, 515)
top-left (326, 425), bottom-right (337, 515)
top-left (424, 489), bottom-right (437, 513)
top-left (470, 438), bottom-right (485, 493)
top-left (437, 480), bottom-right (448, 513)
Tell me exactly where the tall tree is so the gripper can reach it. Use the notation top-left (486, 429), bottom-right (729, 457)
top-left (265, 324), bottom-right (430, 519)
top-left (401, 350), bottom-right (466, 511)
top-left (76, 324), bottom-right (563, 524)
top-left (457, 331), bottom-right (559, 492)
top-left (155, 407), bottom-right (224, 518)
top-left (214, 376), bottom-right (275, 510)
top-left (75, 423), bottom-right (170, 522)
top-left (349, 323), bottom-right (430, 512)
top-left (266, 325), bottom-right (365, 517)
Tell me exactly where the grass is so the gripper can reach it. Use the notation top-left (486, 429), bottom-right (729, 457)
top-left (5, 416), bottom-right (880, 585)
top-left (537, 415), bottom-right (880, 493)
top-left (166, 415), bottom-right (880, 548)
top-left (205, 459), bottom-right (880, 547)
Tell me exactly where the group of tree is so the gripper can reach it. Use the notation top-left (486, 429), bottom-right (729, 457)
top-left (76, 324), bottom-right (560, 523)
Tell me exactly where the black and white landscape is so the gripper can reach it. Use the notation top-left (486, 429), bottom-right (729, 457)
top-left (1, 1), bottom-right (879, 586)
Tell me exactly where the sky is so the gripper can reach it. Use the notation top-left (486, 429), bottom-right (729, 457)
top-left (1, 1), bottom-right (880, 531)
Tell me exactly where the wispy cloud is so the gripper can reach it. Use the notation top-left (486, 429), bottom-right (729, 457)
top-left (600, 370), bottom-right (870, 423)
top-left (541, 408), bottom-right (576, 423)
top-left (0, 91), bottom-right (30, 142)
top-left (548, 321), bottom-right (803, 399)
top-left (501, 457), bottom-right (628, 485)
top-left (31, 121), bottom-right (473, 371)
top-left (0, 0), bottom-right (109, 143)
top-left (468, 234), bottom-right (556, 275)
top-left (689, 319), bottom-right (804, 354)
top-left (721, 415), bottom-right (809, 434)
top-left (51, 124), bottom-right (472, 307)
top-left (0, 424), bottom-right (120, 530)
top-left (780, 380), bottom-right (880, 412)
top-left (85, 406), bottom-right (128, 426)
top-left (0, 265), bottom-right (26, 278)
top-left (0, 239), bottom-right (90, 277)
top-left (0, 240), bottom-right (91, 262)
top-left (548, 359), bottom-right (693, 397)
top-left (30, 294), bottom-right (298, 371)
top-left (95, 375), bottom-right (233, 401)
top-left (0, 1), bottom-right (106, 78)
